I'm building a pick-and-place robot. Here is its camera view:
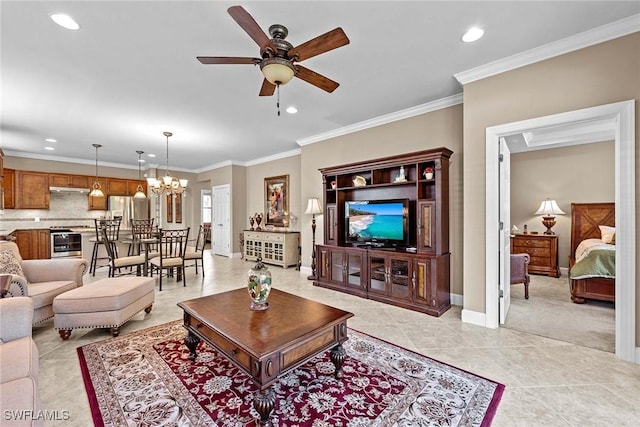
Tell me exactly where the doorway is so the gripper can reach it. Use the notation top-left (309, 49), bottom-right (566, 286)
top-left (212, 184), bottom-right (231, 257)
top-left (485, 100), bottom-right (636, 363)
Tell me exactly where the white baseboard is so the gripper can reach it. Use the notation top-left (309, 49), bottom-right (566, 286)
top-left (461, 309), bottom-right (490, 328)
top-left (450, 293), bottom-right (463, 307)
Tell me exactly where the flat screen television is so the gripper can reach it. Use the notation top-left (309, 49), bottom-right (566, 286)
top-left (345, 199), bottom-right (409, 247)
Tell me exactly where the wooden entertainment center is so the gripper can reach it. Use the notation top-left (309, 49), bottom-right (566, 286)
top-left (314, 147), bottom-right (452, 316)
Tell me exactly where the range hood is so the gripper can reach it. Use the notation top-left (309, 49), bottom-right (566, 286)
top-left (49, 186), bottom-right (89, 194)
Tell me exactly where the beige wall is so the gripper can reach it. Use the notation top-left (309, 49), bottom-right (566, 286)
top-left (463, 33), bottom-right (639, 339)
top-left (195, 165), bottom-right (246, 253)
top-left (510, 141), bottom-right (615, 268)
top-left (246, 155), bottom-right (302, 233)
top-left (300, 105), bottom-right (464, 295)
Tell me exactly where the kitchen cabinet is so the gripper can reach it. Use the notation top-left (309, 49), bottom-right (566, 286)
top-left (12, 229), bottom-right (51, 260)
top-left (107, 178), bottom-right (146, 196)
top-left (88, 178), bottom-right (108, 210)
top-left (49, 173), bottom-right (90, 189)
top-left (16, 171), bottom-right (49, 209)
top-left (127, 180), bottom-right (147, 196)
top-left (3, 168), bottom-right (14, 209)
top-left (107, 178), bottom-right (128, 195)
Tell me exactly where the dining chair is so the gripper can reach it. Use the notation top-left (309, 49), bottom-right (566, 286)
top-left (89, 218), bottom-right (121, 276)
top-left (101, 228), bottom-right (146, 277)
top-left (128, 219), bottom-right (157, 255)
top-left (148, 228), bottom-right (190, 291)
top-left (184, 224), bottom-right (209, 277)
top-left (510, 253), bottom-right (531, 299)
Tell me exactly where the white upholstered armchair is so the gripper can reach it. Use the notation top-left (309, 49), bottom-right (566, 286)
top-left (0, 241), bottom-right (89, 325)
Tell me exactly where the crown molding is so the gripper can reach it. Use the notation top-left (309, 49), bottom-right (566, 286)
top-left (455, 14), bottom-right (640, 85)
top-left (296, 93), bottom-right (463, 147)
top-left (3, 150), bottom-right (139, 170)
top-left (244, 148), bottom-right (301, 167)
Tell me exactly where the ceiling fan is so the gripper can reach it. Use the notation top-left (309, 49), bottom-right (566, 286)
top-left (197, 5), bottom-right (350, 97)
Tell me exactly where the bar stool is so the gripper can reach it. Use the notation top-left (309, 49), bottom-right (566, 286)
top-left (89, 218), bottom-right (122, 276)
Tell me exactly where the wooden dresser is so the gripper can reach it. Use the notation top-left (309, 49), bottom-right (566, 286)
top-left (511, 234), bottom-right (559, 278)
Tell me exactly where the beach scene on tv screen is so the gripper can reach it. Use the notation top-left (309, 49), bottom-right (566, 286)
top-left (348, 202), bottom-right (404, 240)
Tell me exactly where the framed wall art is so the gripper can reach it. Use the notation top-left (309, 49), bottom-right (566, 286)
top-left (175, 193), bottom-right (182, 223)
top-left (264, 174), bottom-right (289, 227)
top-left (166, 194), bottom-right (173, 223)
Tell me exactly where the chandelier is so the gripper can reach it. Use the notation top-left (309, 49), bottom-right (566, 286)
top-left (146, 131), bottom-right (188, 195)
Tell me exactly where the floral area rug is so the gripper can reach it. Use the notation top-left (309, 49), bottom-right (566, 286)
top-left (77, 320), bottom-right (504, 426)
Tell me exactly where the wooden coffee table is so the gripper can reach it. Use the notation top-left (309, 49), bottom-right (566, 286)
top-left (178, 288), bottom-right (354, 426)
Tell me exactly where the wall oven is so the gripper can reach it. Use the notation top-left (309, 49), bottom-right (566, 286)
top-left (50, 228), bottom-right (82, 258)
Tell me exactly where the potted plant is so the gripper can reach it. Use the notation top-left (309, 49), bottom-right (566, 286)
top-left (423, 167), bottom-right (434, 180)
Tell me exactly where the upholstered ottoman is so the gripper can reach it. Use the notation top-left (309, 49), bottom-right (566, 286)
top-left (53, 277), bottom-right (154, 340)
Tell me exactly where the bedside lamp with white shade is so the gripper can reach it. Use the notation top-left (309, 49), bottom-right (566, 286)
top-left (535, 198), bottom-right (565, 235)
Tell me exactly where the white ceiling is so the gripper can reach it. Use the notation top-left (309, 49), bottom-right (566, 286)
top-left (2, 1), bottom-right (639, 172)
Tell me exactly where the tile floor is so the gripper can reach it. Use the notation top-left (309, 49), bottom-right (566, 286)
top-left (32, 253), bottom-right (640, 426)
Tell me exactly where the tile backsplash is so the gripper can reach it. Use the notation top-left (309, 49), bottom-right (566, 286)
top-left (0, 192), bottom-right (107, 230)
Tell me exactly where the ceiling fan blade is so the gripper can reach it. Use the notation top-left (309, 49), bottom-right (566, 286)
top-left (227, 6), bottom-right (276, 52)
top-left (197, 56), bottom-right (260, 65)
top-left (295, 65), bottom-right (340, 93)
top-left (259, 79), bottom-right (276, 96)
top-left (289, 28), bottom-right (350, 62)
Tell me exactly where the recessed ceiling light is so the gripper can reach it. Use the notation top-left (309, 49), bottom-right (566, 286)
top-left (138, 159), bottom-right (146, 163)
top-left (147, 153), bottom-right (156, 158)
top-left (50, 13), bottom-right (80, 30)
top-left (286, 106), bottom-right (298, 114)
top-left (44, 146), bottom-right (55, 151)
top-left (45, 138), bottom-right (57, 143)
top-left (462, 27), bottom-right (484, 43)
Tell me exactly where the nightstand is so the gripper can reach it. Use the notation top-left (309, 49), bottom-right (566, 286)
top-left (511, 234), bottom-right (559, 278)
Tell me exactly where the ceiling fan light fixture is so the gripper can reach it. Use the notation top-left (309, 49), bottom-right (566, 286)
top-left (260, 57), bottom-right (295, 85)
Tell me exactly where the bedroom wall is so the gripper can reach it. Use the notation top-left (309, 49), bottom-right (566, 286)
top-left (462, 33), bottom-right (639, 341)
top-left (510, 141), bottom-right (615, 269)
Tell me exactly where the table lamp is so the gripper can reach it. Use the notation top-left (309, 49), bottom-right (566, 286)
top-left (534, 198), bottom-right (565, 234)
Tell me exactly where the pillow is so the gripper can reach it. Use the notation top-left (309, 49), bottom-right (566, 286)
top-left (0, 249), bottom-right (26, 281)
top-left (599, 225), bottom-right (616, 244)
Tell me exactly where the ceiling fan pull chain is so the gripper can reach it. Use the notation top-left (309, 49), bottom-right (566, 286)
top-left (276, 84), bottom-right (281, 116)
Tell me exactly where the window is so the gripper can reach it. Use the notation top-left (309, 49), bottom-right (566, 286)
top-left (201, 190), bottom-right (212, 224)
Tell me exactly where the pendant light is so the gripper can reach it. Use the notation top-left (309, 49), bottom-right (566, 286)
top-left (133, 150), bottom-right (147, 199)
top-left (89, 144), bottom-right (104, 197)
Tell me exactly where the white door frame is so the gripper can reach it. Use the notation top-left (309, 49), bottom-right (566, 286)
top-left (213, 184), bottom-right (231, 257)
top-left (485, 100), bottom-right (636, 363)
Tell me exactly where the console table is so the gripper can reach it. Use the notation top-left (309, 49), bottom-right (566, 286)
top-left (243, 230), bottom-right (300, 268)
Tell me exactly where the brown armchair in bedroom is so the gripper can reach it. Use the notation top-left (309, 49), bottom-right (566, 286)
top-left (511, 253), bottom-right (531, 299)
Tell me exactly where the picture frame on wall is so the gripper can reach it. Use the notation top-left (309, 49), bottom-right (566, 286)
top-left (175, 193), bottom-right (182, 223)
top-left (166, 194), bottom-right (173, 223)
top-left (264, 174), bottom-right (289, 227)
